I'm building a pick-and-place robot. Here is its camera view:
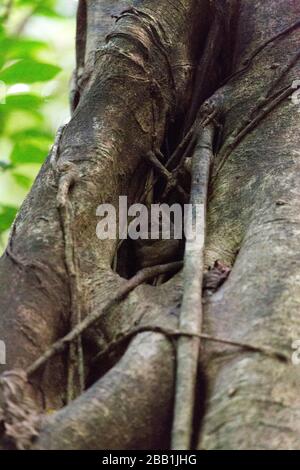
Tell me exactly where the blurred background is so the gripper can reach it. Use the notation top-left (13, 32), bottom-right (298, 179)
top-left (0, 0), bottom-right (77, 251)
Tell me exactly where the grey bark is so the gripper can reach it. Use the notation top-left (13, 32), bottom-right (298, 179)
top-left (199, 0), bottom-right (300, 450)
top-left (0, 0), bottom-right (299, 450)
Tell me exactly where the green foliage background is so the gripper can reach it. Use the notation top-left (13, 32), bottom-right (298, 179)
top-left (0, 0), bottom-right (76, 250)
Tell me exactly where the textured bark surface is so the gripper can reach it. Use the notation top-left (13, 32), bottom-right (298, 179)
top-left (199, 0), bottom-right (300, 450)
top-left (0, 0), bottom-right (299, 450)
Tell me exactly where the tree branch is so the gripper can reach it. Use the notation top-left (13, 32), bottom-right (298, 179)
top-left (171, 123), bottom-right (214, 450)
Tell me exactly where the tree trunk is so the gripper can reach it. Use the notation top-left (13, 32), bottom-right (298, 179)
top-left (0, 0), bottom-right (299, 450)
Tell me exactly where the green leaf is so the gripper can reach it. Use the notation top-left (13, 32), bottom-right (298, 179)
top-left (16, 0), bottom-right (38, 4)
top-left (5, 93), bottom-right (45, 110)
top-left (0, 37), bottom-right (49, 61)
top-left (0, 94), bottom-right (46, 130)
top-left (16, 0), bottom-right (56, 7)
top-left (15, 0), bottom-right (64, 18)
top-left (0, 205), bottom-right (18, 233)
top-left (12, 172), bottom-right (33, 189)
top-left (0, 108), bottom-right (45, 136)
top-left (0, 59), bottom-right (61, 84)
top-left (10, 142), bottom-right (47, 165)
top-left (11, 128), bottom-right (53, 142)
top-left (35, 5), bottom-right (64, 18)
